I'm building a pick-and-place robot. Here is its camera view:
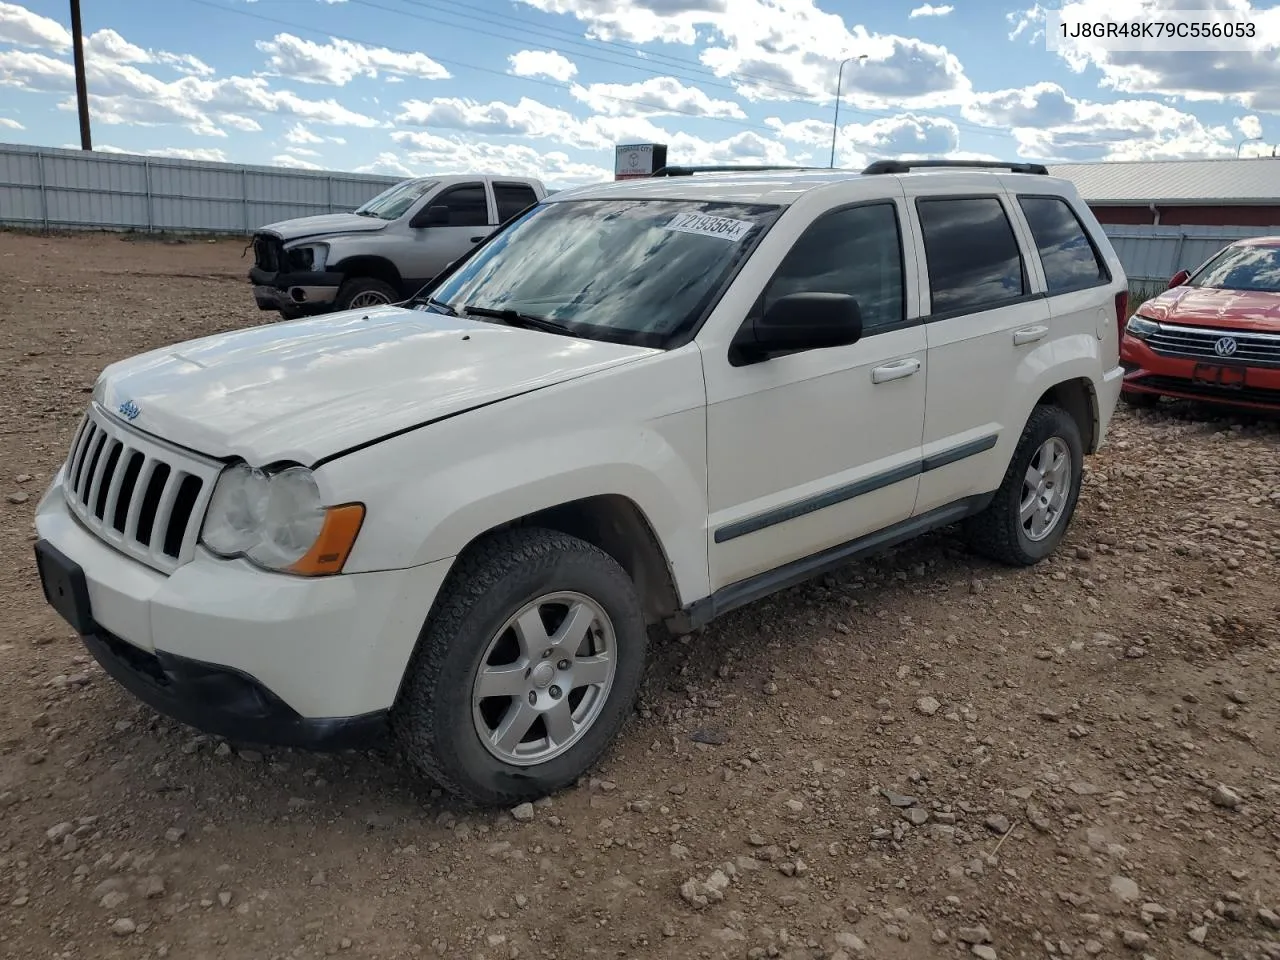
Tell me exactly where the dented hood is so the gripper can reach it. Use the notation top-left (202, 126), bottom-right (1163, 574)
top-left (255, 212), bottom-right (389, 242)
top-left (93, 305), bottom-right (658, 466)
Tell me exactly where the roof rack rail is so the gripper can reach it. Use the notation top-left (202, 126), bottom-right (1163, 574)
top-left (860, 159), bottom-right (1050, 176)
top-left (650, 164), bottom-right (825, 177)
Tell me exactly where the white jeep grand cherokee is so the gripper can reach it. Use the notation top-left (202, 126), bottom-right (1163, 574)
top-left (34, 160), bottom-right (1128, 806)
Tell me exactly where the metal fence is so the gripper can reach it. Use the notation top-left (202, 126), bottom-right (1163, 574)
top-left (1099, 222), bottom-right (1270, 303)
top-left (0, 142), bottom-right (401, 234)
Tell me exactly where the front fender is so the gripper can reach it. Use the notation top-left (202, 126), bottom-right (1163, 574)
top-left (315, 348), bottom-right (711, 608)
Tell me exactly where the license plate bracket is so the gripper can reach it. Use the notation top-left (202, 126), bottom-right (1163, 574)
top-left (33, 540), bottom-right (98, 636)
top-left (1192, 363), bottom-right (1246, 389)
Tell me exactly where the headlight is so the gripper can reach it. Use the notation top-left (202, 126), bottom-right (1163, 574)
top-left (1125, 315), bottom-right (1159, 340)
top-left (201, 463), bottom-right (364, 576)
top-left (286, 242), bottom-right (329, 272)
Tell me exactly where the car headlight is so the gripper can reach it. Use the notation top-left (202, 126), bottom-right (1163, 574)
top-left (1124, 315), bottom-right (1159, 340)
top-left (286, 242), bottom-right (329, 273)
top-left (200, 463), bottom-right (364, 576)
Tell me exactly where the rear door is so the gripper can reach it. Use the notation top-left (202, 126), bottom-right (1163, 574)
top-left (493, 181), bottom-right (541, 225)
top-left (906, 186), bottom-right (1052, 517)
top-left (401, 181), bottom-right (494, 286)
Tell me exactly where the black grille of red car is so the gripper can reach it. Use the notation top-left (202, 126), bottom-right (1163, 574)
top-left (1145, 323), bottom-right (1280, 368)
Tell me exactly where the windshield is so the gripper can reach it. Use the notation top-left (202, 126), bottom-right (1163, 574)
top-left (355, 178), bottom-right (438, 220)
top-left (1188, 244), bottom-right (1280, 293)
top-left (426, 198), bottom-right (782, 347)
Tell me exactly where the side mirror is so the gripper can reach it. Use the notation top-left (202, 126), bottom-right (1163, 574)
top-left (731, 292), bottom-right (863, 365)
top-left (411, 204), bottom-right (450, 229)
top-left (1168, 269), bottom-right (1190, 289)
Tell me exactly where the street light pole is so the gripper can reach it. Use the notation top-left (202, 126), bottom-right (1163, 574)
top-left (829, 54), bottom-right (866, 168)
top-left (70, 0), bottom-right (92, 150)
top-left (1236, 136), bottom-right (1263, 158)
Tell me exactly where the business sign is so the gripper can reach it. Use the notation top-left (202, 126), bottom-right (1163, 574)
top-left (615, 143), bottom-right (667, 180)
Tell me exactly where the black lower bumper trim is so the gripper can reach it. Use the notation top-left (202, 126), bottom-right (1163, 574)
top-left (83, 630), bottom-right (388, 751)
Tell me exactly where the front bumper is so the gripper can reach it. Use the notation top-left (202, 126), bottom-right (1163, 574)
top-left (1120, 336), bottom-right (1280, 412)
top-left (33, 474), bottom-right (453, 744)
top-left (249, 266), bottom-right (344, 313)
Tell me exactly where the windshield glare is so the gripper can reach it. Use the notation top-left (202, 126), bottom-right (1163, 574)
top-left (355, 179), bottom-right (438, 220)
top-left (1189, 244), bottom-right (1280, 293)
top-left (429, 198), bottom-right (781, 347)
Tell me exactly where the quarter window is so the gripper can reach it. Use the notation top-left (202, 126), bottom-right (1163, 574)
top-left (918, 197), bottom-right (1026, 316)
top-left (1018, 196), bottom-right (1108, 294)
top-left (763, 202), bottom-right (905, 333)
top-left (435, 184), bottom-right (489, 227)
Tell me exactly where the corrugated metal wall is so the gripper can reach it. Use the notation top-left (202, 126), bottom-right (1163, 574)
top-left (0, 142), bottom-right (402, 233)
top-left (1099, 224), bottom-right (1268, 280)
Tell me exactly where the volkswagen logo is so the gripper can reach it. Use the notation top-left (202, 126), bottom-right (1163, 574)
top-left (1213, 336), bottom-right (1238, 358)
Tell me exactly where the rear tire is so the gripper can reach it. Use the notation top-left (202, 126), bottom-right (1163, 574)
top-left (963, 404), bottom-right (1084, 567)
top-left (334, 276), bottom-right (400, 311)
top-left (391, 527), bottom-right (648, 807)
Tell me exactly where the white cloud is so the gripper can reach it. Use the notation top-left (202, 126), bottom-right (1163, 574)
top-left (516, 0), bottom-right (972, 109)
top-left (272, 153), bottom-right (324, 170)
top-left (909, 4), bottom-right (954, 16)
top-left (767, 111), bottom-right (960, 166)
top-left (92, 144), bottom-right (231, 162)
top-left (962, 81), bottom-right (1240, 160)
top-left (397, 96), bottom-right (605, 149)
top-left (220, 114), bottom-right (262, 132)
top-left (1234, 115), bottom-right (1263, 139)
top-left (256, 33), bottom-right (450, 86)
top-left (386, 130), bottom-right (611, 187)
top-left (0, 1), bottom-right (69, 50)
top-left (508, 49), bottom-right (578, 82)
top-left (84, 28), bottom-right (215, 77)
top-left (1011, 0), bottom-right (1280, 114)
top-left (1006, 2), bottom-right (1047, 41)
top-left (0, 115), bottom-right (23, 129)
top-left (284, 122), bottom-right (325, 145)
top-left (569, 76), bottom-right (746, 119)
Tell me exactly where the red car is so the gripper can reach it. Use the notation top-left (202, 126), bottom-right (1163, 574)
top-left (1121, 236), bottom-right (1280, 413)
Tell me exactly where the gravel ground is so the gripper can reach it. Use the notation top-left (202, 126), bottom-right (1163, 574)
top-left (0, 230), bottom-right (1278, 960)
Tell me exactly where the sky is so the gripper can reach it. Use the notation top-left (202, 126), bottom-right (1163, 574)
top-left (0, 0), bottom-right (1277, 188)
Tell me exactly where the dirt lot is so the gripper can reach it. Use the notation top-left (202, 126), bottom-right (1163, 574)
top-left (0, 230), bottom-right (1278, 960)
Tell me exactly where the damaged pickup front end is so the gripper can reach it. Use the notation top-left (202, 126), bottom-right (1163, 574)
top-left (248, 231), bottom-right (345, 319)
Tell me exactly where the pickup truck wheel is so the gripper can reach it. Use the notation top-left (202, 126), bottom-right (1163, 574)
top-left (963, 404), bottom-right (1083, 567)
top-left (391, 527), bottom-right (648, 807)
top-left (335, 277), bottom-right (399, 311)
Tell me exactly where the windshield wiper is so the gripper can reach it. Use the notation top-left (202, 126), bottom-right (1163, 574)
top-left (461, 305), bottom-right (580, 337)
top-left (412, 295), bottom-right (457, 315)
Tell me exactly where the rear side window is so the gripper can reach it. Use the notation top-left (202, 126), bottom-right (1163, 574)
top-left (763, 202), bottom-right (905, 333)
top-left (917, 197), bottom-right (1026, 316)
top-left (1018, 196), bottom-right (1109, 294)
top-left (494, 182), bottom-right (539, 222)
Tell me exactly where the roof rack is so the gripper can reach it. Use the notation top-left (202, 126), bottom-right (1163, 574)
top-left (861, 159), bottom-right (1050, 176)
top-left (650, 164), bottom-right (827, 177)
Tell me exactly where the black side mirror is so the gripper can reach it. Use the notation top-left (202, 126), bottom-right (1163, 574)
top-left (731, 292), bottom-right (863, 365)
top-left (411, 204), bottom-right (450, 228)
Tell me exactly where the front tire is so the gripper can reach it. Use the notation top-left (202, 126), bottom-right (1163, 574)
top-left (963, 404), bottom-right (1084, 567)
top-left (334, 276), bottom-right (399, 311)
top-left (391, 528), bottom-right (648, 807)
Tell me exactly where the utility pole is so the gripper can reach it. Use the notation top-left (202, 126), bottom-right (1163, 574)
top-left (70, 0), bottom-right (92, 150)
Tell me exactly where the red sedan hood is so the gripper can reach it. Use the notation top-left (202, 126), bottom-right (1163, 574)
top-left (1137, 286), bottom-right (1280, 333)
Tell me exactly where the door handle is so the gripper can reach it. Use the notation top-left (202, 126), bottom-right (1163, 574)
top-left (469, 236), bottom-right (485, 243)
top-left (1013, 325), bottom-right (1049, 345)
top-left (871, 358), bottom-right (921, 384)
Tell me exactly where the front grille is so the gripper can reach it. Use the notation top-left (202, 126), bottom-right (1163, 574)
top-left (62, 404), bottom-right (222, 574)
top-left (1144, 322), bottom-right (1280, 368)
top-left (252, 233), bottom-right (282, 272)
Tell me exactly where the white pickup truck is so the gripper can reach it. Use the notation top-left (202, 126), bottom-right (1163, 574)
top-left (248, 174), bottom-right (548, 318)
top-left (35, 159), bottom-right (1126, 807)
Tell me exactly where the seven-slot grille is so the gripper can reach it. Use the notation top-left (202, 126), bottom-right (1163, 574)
top-left (62, 404), bottom-right (222, 574)
top-left (1145, 322), bottom-right (1280, 368)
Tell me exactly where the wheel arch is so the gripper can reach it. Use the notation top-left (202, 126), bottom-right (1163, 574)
top-left (1035, 376), bottom-right (1098, 453)
top-left (329, 254), bottom-right (404, 292)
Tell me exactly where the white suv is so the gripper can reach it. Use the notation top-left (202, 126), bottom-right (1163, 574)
top-left (34, 160), bottom-right (1127, 806)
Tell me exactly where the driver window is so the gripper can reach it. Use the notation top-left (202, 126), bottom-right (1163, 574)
top-left (761, 202), bottom-right (905, 333)
top-left (432, 184), bottom-right (489, 227)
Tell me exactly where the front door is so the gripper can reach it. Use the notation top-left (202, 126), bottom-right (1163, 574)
top-left (701, 196), bottom-right (928, 592)
top-left (402, 181), bottom-right (495, 286)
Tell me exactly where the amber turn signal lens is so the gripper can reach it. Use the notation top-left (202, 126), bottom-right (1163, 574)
top-left (287, 503), bottom-right (366, 576)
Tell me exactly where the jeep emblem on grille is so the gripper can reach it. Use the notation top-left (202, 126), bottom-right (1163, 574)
top-left (1213, 336), bottom-right (1238, 358)
top-left (117, 400), bottom-right (141, 421)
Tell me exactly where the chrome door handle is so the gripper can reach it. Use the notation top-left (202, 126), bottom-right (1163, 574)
top-left (871, 358), bottom-right (921, 384)
top-left (1013, 325), bottom-right (1049, 345)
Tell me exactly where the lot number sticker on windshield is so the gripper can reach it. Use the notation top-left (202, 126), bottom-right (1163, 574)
top-left (664, 212), bottom-right (754, 242)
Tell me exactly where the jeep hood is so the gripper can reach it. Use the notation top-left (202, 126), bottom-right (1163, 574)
top-left (92, 306), bottom-right (659, 465)
top-left (256, 212), bottom-right (388, 242)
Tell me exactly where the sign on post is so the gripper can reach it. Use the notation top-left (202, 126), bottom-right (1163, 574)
top-left (615, 143), bottom-right (667, 180)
